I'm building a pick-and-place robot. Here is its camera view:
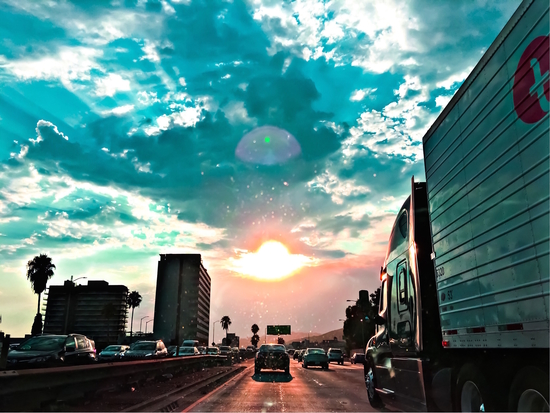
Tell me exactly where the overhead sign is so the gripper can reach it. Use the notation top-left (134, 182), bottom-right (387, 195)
top-left (267, 325), bottom-right (291, 335)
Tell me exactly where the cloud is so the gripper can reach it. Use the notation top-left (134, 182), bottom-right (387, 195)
top-left (103, 104), bottom-right (135, 116)
top-left (94, 73), bottom-right (131, 97)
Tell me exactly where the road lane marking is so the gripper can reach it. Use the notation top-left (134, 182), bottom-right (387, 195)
top-left (181, 365), bottom-right (253, 412)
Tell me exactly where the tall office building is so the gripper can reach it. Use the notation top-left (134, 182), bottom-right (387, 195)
top-left (43, 280), bottom-right (128, 345)
top-left (153, 254), bottom-right (211, 346)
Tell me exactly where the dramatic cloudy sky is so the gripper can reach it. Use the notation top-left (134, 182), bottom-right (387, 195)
top-left (0, 0), bottom-right (519, 339)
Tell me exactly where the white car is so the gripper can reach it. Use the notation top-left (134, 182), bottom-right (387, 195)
top-left (178, 346), bottom-right (200, 356)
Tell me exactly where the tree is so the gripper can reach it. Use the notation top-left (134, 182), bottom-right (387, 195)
top-left (250, 323), bottom-right (260, 348)
top-left (26, 254), bottom-right (56, 335)
top-left (127, 291), bottom-right (142, 337)
top-left (277, 336), bottom-right (285, 345)
top-left (101, 302), bottom-right (117, 343)
top-left (221, 316), bottom-right (231, 342)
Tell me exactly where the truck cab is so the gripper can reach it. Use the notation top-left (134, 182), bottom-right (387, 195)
top-left (365, 180), bottom-right (442, 412)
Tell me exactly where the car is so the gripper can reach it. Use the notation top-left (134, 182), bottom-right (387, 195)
top-left (296, 349), bottom-right (305, 362)
top-left (121, 340), bottom-right (168, 360)
top-left (167, 345), bottom-right (178, 357)
top-left (218, 345), bottom-right (232, 356)
top-left (246, 346), bottom-right (257, 352)
top-left (6, 334), bottom-right (97, 369)
top-left (206, 346), bottom-right (219, 355)
top-left (255, 344), bottom-right (290, 374)
top-left (327, 348), bottom-right (344, 365)
top-left (287, 349), bottom-right (295, 356)
top-left (182, 339), bottom-right (199, 347)
top-left (178, 346), bottom-right (200, 356)
top-left (302, 348), bottom-right (329, 370)
top-left (293, 350), bottom-right (301, 360)
top-left (197, 346), bottom-right (206, 355)
top-left (350, 352), bottom-right (365, 365)
top-left (98, 344), bottom-right (130, 361)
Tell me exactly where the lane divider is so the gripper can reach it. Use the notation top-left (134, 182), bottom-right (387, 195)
top-left (182, 365), bottom-right (254, 412)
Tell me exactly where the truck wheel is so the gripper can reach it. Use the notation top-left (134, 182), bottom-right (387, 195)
top-left (365, 364), bottom-right (383, 408)
top-left (456, 364), bottom-right (494, 412)
top-left (508, 366), bottom-right (549, 412)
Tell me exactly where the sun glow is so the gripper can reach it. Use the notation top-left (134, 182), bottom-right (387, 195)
top-left (229, 241), bottom-right (316, 281)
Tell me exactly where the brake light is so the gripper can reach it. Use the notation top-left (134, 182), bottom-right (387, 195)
top-left (442, 340), bottom-right (450, 347)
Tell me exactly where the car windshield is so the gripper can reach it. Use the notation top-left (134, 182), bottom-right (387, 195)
top-left (17, 337), bottom-right (65, 351)
top-left (179, 347), bottom-right (195, 353)
top-left (354, 353), bottom-right (365, 357)
top-left (131, 343), bottom-right (156, 351)
top-left (207, 348), bottom-right (218, 352)
top-left (259, 345), bottom-right (285, 352)
top-left (103, 345), bottom-right (121, 351)
top-left (307, 349), bottom-right (325, 354)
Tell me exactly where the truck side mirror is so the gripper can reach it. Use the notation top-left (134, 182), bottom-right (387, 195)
top-left (374, 315), bottom-right (386, 326)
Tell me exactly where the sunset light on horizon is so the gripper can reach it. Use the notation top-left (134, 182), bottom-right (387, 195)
top-left (229, 240), bottom-right (318, 281)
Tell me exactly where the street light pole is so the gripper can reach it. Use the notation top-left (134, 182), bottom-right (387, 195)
top-left (140, 316), bottom-right (149, 334)
top-left (145, 320), bottom-right (153, 334)
top-left (212, 320), bottom-right (221, 345)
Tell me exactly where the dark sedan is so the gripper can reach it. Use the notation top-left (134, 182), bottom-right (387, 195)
top-left (351, 352), bottom-right (365, 364)
top-left (6, 334), bottom-right (96, 368)
top-left (255, 344), bottom-right (290, 374)
top-left (121, 340), bottom-right (168, 360)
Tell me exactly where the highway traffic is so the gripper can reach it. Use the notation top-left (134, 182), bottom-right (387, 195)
top-left (185, 358), bottom-right (376, 412)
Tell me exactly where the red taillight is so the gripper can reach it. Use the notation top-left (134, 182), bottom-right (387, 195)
top-left (442, 340), bottom-right (450, 347)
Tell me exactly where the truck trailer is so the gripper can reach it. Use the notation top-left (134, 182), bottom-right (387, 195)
top-left (364, 0), bottom-right (549, 411)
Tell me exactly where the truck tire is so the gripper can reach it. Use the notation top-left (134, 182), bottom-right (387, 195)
top-left (508, 366), bottom-right (549, 412)
top-left (456, 364), bottom-right (494, 412)
top-left (365, 363), bottom-right (384, 409)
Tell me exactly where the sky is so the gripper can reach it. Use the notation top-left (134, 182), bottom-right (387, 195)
top-left (0, 0), bottom-right (520, 340)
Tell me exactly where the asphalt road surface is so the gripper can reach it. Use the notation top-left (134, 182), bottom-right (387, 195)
top-left (184, 360), bottom-right (382, 412)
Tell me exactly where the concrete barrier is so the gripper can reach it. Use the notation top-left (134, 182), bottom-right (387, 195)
top-left (0, 355), bottom-right (226, 411)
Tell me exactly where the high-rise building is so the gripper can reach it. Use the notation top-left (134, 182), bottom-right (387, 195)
top-left (43, 280), bottom-right (128, 345)
top-left (153, 254), bottom-right (211, 346)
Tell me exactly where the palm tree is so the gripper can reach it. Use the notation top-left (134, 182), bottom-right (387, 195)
top-left (251, 323), bottom-right (260, 348)
top-left (127, 291), bottom-right (142, 337)
top-left (251, 334), bottom-right (260, 348)
top-left (26, 254), bottom-right (56, 335)
top-left (221, 316), bottom-right (231, 344)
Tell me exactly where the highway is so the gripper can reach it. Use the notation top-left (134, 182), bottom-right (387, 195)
top-left (184, 360), bottom-right (381, 412)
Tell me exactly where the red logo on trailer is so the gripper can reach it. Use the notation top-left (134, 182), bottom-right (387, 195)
top-left (513, 36), bottom-right (549, 124)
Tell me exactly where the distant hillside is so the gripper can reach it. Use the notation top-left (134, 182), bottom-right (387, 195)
top-left (240, 331), bottom-right (321, 346)
top-left (240, 328), bottom-right (343, 347)
top-left (295, 328), bottom-right (344, 343)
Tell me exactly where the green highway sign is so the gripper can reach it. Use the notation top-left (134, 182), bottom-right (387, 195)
top-left (267, 325), bottom-right (291, 335)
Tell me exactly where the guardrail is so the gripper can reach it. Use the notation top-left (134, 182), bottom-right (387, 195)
top-left (0, 355), bottom-right (229, 411)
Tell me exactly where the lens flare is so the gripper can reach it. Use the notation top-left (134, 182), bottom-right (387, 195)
top-left (235, 126), bottom-right (301, 165)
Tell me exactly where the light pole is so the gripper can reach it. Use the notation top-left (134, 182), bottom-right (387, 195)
top-left (64, 276), bottom-right (87, 334)
top-left (140, 316), bottom-right (149, 335)
top-left (145, 320), bottom-right (153, 334)
top-left (212, 320), bottom-right (221, 345)
top-left (71, 276), bottom-right (87, 284)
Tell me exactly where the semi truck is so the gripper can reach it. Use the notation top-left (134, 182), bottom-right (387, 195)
top-left (364, 0), bottom-right (549, 411)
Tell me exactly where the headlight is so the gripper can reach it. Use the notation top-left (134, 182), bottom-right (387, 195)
top-left (145, 353), bottom-right (153, 357)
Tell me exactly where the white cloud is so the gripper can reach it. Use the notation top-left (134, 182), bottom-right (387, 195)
top-left (179, 77), bottom-right (187, 86)
top-left (307, 171), bottom-right (370, 205)
top-left (350, 88), bottom-right (377, 102)
top-left (223, 101), bottom-right (256, 125)
top-left (95, 73), bottom-right (131, 97)
top-left (145, 105), bottom-right (204, 135)
top-left (435, 95), bottom-right (452, 108)
top-left (137, 91), bottom-right (160, 105)
top-left (2, 47), bottom-right (102, 90)
top-left (103, 104), bottom-right (135, 116)
top-left (140, 40), bottom-right (160, 62)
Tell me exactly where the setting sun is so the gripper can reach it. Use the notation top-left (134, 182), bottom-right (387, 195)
top-left (229, 241), bottom-right (317, 281)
